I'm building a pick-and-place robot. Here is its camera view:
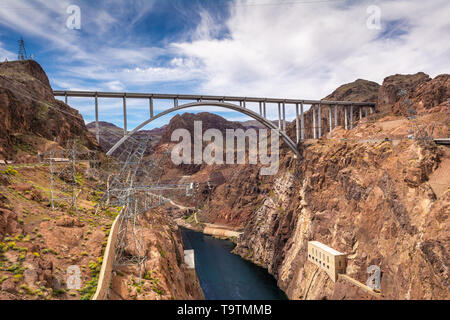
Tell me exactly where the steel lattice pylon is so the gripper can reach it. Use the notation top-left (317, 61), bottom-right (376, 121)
top-left (18, 37), bottom-right (28, 61)
top-left (92, 128), bottom-right (196, 290)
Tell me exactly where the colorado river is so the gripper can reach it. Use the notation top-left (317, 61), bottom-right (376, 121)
top-left (181, 228), bottom-right (287, 300)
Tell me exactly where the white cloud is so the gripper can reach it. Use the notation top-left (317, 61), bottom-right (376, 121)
top-left (172, 0), bottom-right (450, 103)
top-left (0, 42), bottom-right (15, 61)
top-left (1, 0), bottom-right (449, 125)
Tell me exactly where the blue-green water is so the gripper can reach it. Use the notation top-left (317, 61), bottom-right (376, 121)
top-left (181, 228), bottom-right (288, 300)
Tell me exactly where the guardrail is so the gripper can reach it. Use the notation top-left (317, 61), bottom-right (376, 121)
top-left (92, 208), bottom-right (124, 300)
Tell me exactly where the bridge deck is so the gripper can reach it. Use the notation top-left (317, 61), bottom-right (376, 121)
top-left (53, 90), bottom-right (375, 106)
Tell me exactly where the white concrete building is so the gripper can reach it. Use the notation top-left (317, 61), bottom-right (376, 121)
top-left (308, 241), bottom-right (346, 282)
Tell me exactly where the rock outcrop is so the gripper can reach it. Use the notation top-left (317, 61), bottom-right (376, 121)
top-left (110, 207), bottom-right (204, 300)
top-left (378, 72), bottom-right (449, 115)
top-left (169, 73), bottom-right (449, 300)
top-left (0, 60), bottom-right (100, 161)
top-left (288, 79), bottom-right (380, 139)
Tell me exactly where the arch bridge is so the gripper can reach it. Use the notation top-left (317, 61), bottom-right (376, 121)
top-left (53, 91), bottom-right (376, 157)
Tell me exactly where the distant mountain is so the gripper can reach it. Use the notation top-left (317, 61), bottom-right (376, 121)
top-left (86, 121), bottom-right (166, 155)
top-left (159, 112), bottom-right (245, 145)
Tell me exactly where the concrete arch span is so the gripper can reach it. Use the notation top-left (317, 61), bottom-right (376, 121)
top-left (106, 101), bottom-right (299, 157)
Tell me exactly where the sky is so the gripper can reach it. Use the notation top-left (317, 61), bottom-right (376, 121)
top-left (0, 0), bottom-right (449, 130)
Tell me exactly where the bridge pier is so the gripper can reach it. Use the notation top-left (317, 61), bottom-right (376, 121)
top-left (312, 105), bottom-right (317, 139)
top-left (359, 106), bottom-right (362, 121)
top-left (329, 106), bottom-right (332, 134)
top-left (123, 96), bottom-right (127, 136)
top-left (149, 97), bottom-right (154, 118)
top-left (282, 102), bottom-right (286, 132)
top-left (350, 104), bottom-right (354, 129)
top-left (334, 105), bottom-right (338, 128)
top-left (318, 103), bottom-right (322, 138)
top-left (300, 102), bottom-right (305, 141)
top-left (344, 105), bottom-right (348, 130)
top-left (278, 103), bottom-right (282, 130)
top-left (95, 94), bottom-right (99, 143)
top-left (295, 103), bottom-right (300, 143)
top-left (259, 102), bottom-right (263, 117)
top-left (263, 101), bottom-right (267, 118)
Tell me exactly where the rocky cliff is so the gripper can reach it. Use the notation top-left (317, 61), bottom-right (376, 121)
top-left (0, 61), bottom-right (204, 301)
top-left (233, 73), bottom-right (449, 300)
top-left (109, 207), bottom-right (204, 300)
top-left (171, 72), bottom-right (449, 300)
top-left (0, 60), bottom-right (100, 161)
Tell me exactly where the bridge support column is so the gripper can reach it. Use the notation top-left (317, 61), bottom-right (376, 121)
top-left (365, 106), bottom-right (368, 118)
top-left (301, 102), bottom-right (305, 140)
top-left (282, 102), bottom-right (286, 132)
top-left (370, 107), bottom-right (374, 114)
top-left (318, 103), bottom-right (322, 138)
top-left (259, 102), bottom-right (263, 117)
top-left (334, 105), bottom-right (338, 128)
top-left (123, 96), bottom-right (127, 136)
top-left (350, 104), bottom-right (354, 129)
top-left (149, 97), bottom-right (154, 118)
top-left (329, 106), bottom-right (332, 134)
top-left (95, 94), bottom-right (99, 143)
top-left (312, 105), bottom-right (317, 139)
top-left (359, 106), bottom-right (362, 121)
top-left (295, 103), bottom-right (300, 143)
top-left (278, 103), bottom-right (282, 130)
top-left (263, 102), bottom-right (267, 118)
top-left (174, 98), bottom-right (179, 108)
top-left (344, 105), bottom-right (348, 130)
top-left (65, 93), bottom-right (68, 104)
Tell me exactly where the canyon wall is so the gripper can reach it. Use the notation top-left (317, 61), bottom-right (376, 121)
top-left (109, 207), bottom-right (204, 300)
top-left (195, 73), bottom-right (449, 300)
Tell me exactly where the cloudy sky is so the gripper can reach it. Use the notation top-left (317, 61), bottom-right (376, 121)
top-left (0, 0), bottom-right (449, 129)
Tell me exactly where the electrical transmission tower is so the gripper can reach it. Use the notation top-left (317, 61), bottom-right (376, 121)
top-left (92, 127), bottom-right (198, 291)
top-left (18, 37), bottom-right (28, 60)
top-left (38, 140), bottom-right (99, 213)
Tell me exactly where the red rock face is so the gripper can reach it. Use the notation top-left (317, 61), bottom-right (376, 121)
top-left (0, 60), bottom-right (100, 160)
top-left (377, 72), bottom-right (449, 115)
top-left (159, 73), bottom-right (449, 300)
top-left (160, 112), bottom-right (245, 144)
top-left (109, 208), bottom-right (204, 300)
top-left (286, 79), bottom-right (380, 139)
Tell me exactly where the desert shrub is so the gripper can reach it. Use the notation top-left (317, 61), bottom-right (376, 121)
top-left (1, 166), bottom-right (18, 176)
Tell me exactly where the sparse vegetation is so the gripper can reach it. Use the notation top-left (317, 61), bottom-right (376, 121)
top-left (79, 258), bottom-right (102, 300)
top-left (1, 166), bottom-right (18, 176)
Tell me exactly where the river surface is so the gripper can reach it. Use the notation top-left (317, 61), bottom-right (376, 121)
top-left (181, 228), bottom-right (287, 300)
